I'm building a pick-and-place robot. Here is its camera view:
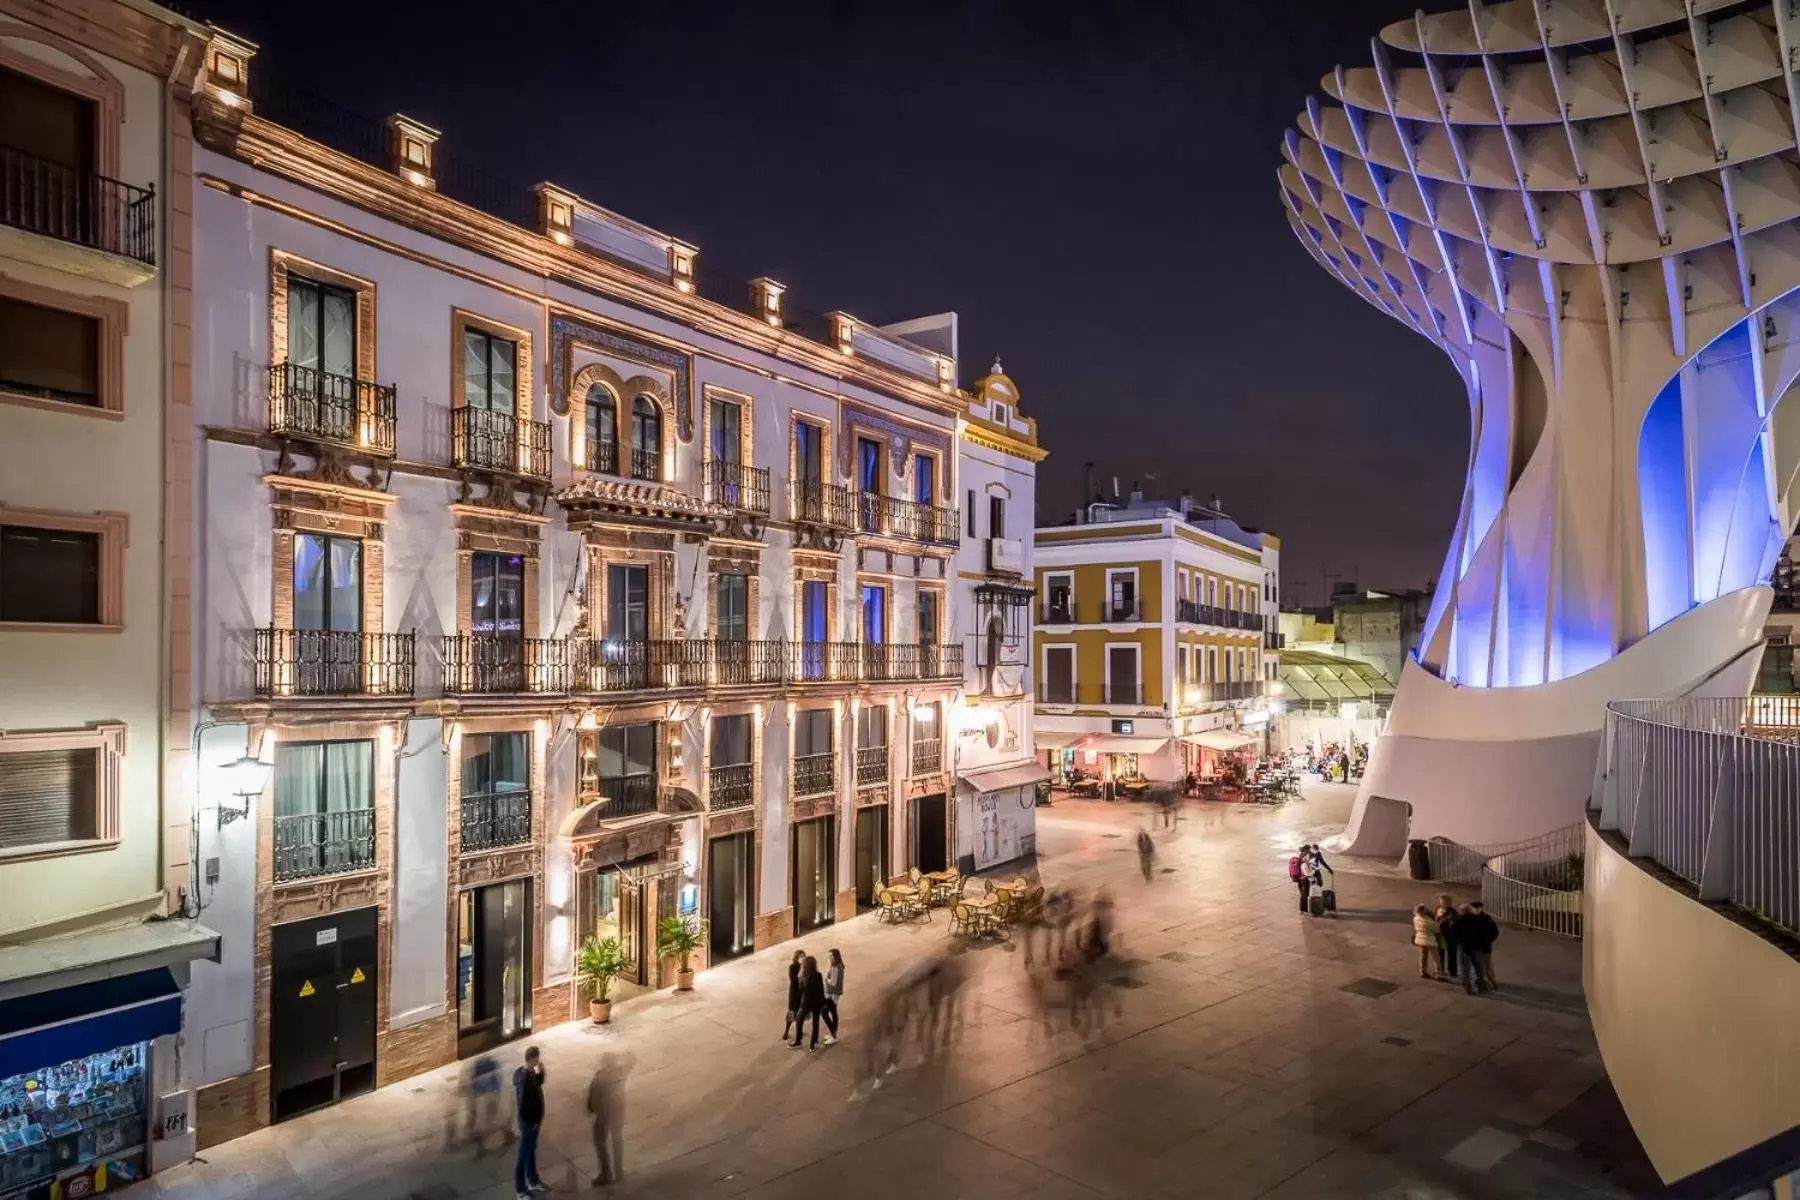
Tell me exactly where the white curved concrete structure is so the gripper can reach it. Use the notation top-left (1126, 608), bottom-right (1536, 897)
top-left (1281, 2), bottom-right (1800, 850)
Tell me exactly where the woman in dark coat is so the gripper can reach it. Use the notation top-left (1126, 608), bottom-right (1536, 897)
top-left (791, 955), bottom-right (827, 1050)
top-left (781, 949), bottom-right (804, 1041)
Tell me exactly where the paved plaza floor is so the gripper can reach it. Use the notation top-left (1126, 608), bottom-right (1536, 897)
top-left (133, 785), bottom-right (1662, 1200)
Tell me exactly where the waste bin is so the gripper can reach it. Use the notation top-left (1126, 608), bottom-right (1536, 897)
top-left (1407, 838), bottom-right (1432, 881)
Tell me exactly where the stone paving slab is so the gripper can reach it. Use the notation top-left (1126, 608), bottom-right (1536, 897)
top-left (127, 785), bottom-right (1661, 1200)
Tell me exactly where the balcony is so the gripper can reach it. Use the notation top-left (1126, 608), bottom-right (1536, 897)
top-left (1177, 598), bottom-right (1201, 624)
top-left (911, 738), bottom-right (943, 776)
top-left (856, 744), bottom-right (889, 787)
top-left (1102, 681), bottom-right (1145, 705)
top-left (708, 761), bottom-right (754, 810)
top-left (1036, 682), bottom-right (1077, 705)
top-left (628, 445), bottom-right (662, 483)
top-left (711, 639), bottom-right (795, 686)
top-left (1184, 680), bottom-right (1261, 704)
top-left (0, 144), bottom-right (157, 286)
top-left (578, 639), bottom-right (711, 691)
top-left (253, 628), bottom-right (416, 697)
top-left (792, 751), bottom-right (836, 798)
top-left (273, 808), bottom-right (375, 882)
top-left (789, 479), bottom-right (854, 529)
top-left (1265, 630), bottom-right (1286, 650)
top-left (452, 406), bottom-right (552, 481)
top-left (594, 772), bottom-right (660, 819)
top-left (586, 437), bottom-right (618, 475)
top-left (1041, 603), bottom-right (1074, 625)
top-left (460, 789), bottom-right (531, 853)
top-left (443, 635), bottom-right (574, 694)
top-left (268, 363), bottom-right (397, 457)
top-left (704, 459), bottom-right (771, 515)
top-left (855, 493), bottom-right (959, 545)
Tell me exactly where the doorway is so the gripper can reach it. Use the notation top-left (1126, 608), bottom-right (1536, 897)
top-left (791, 816), bottom-right (836, 932)
top-left (708, 832), bottom-right (755, 963)
top-left (854, 806), bottom-right (888, 909)
top-left (580, 854), bottom-right (664, 988)
top-left (911, 793), bottom-right (947, 873)
top-left (456, 879), bottom-right (533, 1058)
top-left (270, 907), bottom-right (378, 1122)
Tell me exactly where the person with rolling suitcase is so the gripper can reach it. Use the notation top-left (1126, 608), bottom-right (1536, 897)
top-left (1305, 845), bottom-right (1336, 915)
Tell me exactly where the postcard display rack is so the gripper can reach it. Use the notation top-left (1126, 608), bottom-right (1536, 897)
top-left (0, 1044), bottom-right (146, 1199)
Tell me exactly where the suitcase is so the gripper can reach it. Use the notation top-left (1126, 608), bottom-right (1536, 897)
top-left (1321, 888), bottom-right (1337, 914)
top-left (1308, 893), bottom-right (1326, 917)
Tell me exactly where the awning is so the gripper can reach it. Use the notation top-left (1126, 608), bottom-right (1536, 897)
top-left (957, 762), bottom-right (1052, 793)
top-left (1033, 730), bottom-right (1083, 750)
top-left (1186, 730), bottom-right (1262, 752)
top-left (0, 967), bottom-right (181, 1078)
top-left (1065, 735), bottom-right (1171, 755)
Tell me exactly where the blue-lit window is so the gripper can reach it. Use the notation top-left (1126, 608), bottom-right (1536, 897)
top-left (292, 533), bottom-right (361, 632)
top-left (470, 552), bottom-right (523, 637)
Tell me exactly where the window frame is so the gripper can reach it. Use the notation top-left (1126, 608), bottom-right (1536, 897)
top-left (291, 530), bottom-right (364, 634)
top-left (0, 506), bottom-right (127, 630)
top-left (1041, 642), bottom-right (1075, 703)
top-left (0, 722), bottom-right (124, 863)
top-left (0, 276), bottom-right (126, 420)
top-left (1103, 641), bottom-right (1142, 704)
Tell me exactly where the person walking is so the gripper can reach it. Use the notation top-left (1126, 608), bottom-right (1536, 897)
top-left (1290, 845), bottom-right (1313, 914)
top-left (781, 949), bottom-right (804, 1042)
top-left (1136, 827), bottom-right (1157, 882)
top-left (1412, 905), bottom-right (1446, 980)
top-left (512, 1046), bottom-right (548, 1198)
top-left (822, 948), bottom-right (845, 1045)
top-left (585, 1052), bottom-right (633, 1186)
top-left (1455, 901), bottom-right (1501, 994)
top-left (1433, 894), bottom-right (1461, 981)
top-left (792, 954), bottom-right (827, 1050)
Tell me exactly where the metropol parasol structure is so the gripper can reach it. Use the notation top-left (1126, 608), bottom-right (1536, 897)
top-left (1281, 0), bottom-right (1794, 852)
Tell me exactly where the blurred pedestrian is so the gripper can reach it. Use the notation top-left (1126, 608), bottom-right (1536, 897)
top-left (1136, 827), bottom-right (1156, 882)
top-left (781, 949), bottom-right (804, 1041)
top-left (586, 1052), bottom-right (634, 1185)
top-left (792, 954), bottom-right (826, 1050)
top-left (1455, 901), bottom-right (1500, 994)
top-left (512, 1046), bottom-right (547, 1198)
top-left (1412, 905), bottom-right (1446, 981)
top-left (822, 948), bottom-right (845, 1044)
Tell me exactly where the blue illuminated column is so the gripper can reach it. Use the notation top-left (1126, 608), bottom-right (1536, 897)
top-left (1280, 5), bottom-right (1794, 850)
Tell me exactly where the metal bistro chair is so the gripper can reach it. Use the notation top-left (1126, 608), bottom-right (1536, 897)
top-left (875, 888), bottom-right (904, 924)
top-left (951, 902), bottom-right (979, 937)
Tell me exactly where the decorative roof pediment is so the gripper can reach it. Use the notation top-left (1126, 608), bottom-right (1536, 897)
top-left (553, 477), bottom-right (728, 531)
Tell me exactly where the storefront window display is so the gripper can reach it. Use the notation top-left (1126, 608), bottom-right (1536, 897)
top-left (0, 1044), bottom-right (147, 1198)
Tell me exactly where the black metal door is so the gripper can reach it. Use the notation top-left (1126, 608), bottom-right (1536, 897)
top-left (916, 794), bottom-right (947, 873)
top-left (271, 907), bottom-right (377, 1122)
top-left (854, 806), bottom-right (887, 908)
top-left (707, 833), bottom-right (753, 962)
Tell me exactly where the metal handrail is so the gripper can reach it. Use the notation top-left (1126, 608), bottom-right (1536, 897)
top-left (792, 751), bottom-right (836, 797)
top-left (268, 363), bottom-right (397, 455)
top-left (708, 761), bottom-right (754, 810)
top-left (452, 406), bottom-right (551, 480)
top-left (273, 808), bottom-right (375, 881)
top-left (254, 628), bottom-right (415, 696)
top-left (460, 789), bottom-right (531, 852)
top-left (704, 459), bottom-right (771, 514)
top-left (0, 143), bottom-right (156, 266)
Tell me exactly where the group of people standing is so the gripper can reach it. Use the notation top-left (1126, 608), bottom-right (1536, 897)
top-left (1412, 894), bottom-right (1500, 994)
top-left (449, 1042), bottom-right (635, 1198)
top-left (783, 947), bottom-right (846, 1050)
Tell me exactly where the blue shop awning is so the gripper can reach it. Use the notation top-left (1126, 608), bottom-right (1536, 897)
top-left (0, 967), bottom-right (181, 1079)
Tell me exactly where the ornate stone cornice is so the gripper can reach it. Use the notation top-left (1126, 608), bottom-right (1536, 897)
top-left (553, 476), bottom-right (729, 531)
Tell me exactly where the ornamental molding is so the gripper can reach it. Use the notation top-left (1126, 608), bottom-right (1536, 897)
top-left (551, 312), bottom-right (693, 442)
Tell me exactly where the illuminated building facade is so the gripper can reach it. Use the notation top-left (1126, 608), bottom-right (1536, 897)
top-left (1032, 495), bottom-right (1279, 783)
top-left (176, 33), bottom-right (1041, 1148)
top-left (1282, 2), bottom-right (1792, 850)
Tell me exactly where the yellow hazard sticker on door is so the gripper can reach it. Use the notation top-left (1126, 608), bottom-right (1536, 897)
top-left (349, 967), bottom-right (366, 984)
top-left (298, 980), bottom-right (316, 997)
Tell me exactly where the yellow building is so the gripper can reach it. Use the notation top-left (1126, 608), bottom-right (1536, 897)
top-left (1032, 494), bottom-right (1279, 783)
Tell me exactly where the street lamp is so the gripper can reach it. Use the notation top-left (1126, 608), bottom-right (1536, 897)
top-left (217, 748), bottom-right (273, 828)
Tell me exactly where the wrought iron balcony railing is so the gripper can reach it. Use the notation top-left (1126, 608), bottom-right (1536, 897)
top-left (460, 789), bottom-right (531, 852)
top-left (911, 738), bottom-right (943, 777)
top-left (855, 744), bottom-right (889, 787)
top-left (273, 808), bottom-right (375, 882)
top-left (629, 445), bottom-right (662, 482)
top-left (1177, 598), bottom-right (1200, 624)
top-left (792, 751), bottom-right (836, 797)
top-left (0, 143), bottom-right (156, 267)
top-left (578, 639), bottom-right (711, 691)
top-left (267, 363), bottom-right (397, 455)
top-left (869, 494), bottom-right (960, 544)
top-left (1102, 681), bottom-right (1145, 705)
top-left (711, 639), bottom-right (794, 686)
top-left (586, 437), bottom-right (618, 475)
top-left (1041, 603), bottom-right (1075, 625)
top-left (1036, 683), bottom-right (1077, 704)
top-left (704, 459), bottom-right (771, 514)
top-left (790, 479), bottom-right (854, 528)
top-left (443, 635), bottom-right (574, 694)
top-left (254, 628), bottom-right (415, 697)
top-left (708, 761), bottom-right (754, 810)
top-left (593, 772), bottom-right (659, 818)
top-left (452, 406), bottom-right (551, 480)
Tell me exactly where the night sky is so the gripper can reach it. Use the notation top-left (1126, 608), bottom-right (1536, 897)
top-left (193, 0), bottom-right (1462, 605)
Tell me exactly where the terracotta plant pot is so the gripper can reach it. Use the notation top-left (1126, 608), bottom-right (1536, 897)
top-left (675, 967), bottom-right (695, 992)
top-left (590, 998), bottom-right (612, 1024)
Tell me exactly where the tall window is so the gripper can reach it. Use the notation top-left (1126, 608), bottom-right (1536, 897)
top-left (0, 66), bottom-right (96, 171)
top-left (711, 714), bottom-right (751, 767)
top-left (796, 421), bottom-right (823, 484)
top-left (1108, 573), bottom-right (1136, 622)
top-left (716, 573), bottom-right (748, 641)
top-left (857, 704), bottom-right (888, 750)
top-left (0, 296), bottom-right (99, 407)
top-left (801, 580), bottom-right (827, 643)
top-left (966, 489), bottom-right (976, 538)
top-left (597, 723), bottom-right (657, 785)
top-left (1045, 573), bottom-right (1072, 622)
top-left (272, 740), bottom-right (374, 880)
top-left (711, 398), bottom-right (742, 464)
top-left (1207, 646), bottom-right (1218, 682)
top-left (463, 731), bottom-right (528, 796)
top-left (913, 454), bottom-right (935, 505)
top-left (794, 709), bottom-right (832, 758)
top-left (917, 590), bottom-right (939, 645)
top-left (857, 438), bottom-right (882, 495)
top-left (606, 564), bottom-right (648, 641)
top-left (462, 329), bottom-right (516, 413)
top-left (989, 495), bottom-right (1005, 540)
top-left (630, 396), bottom-right (661, 480)
top-left (585, 385), bottom-right (617, 471)
top-left (0, 524), bottom-right (99, 624)
top-left (471, 552), bottom-right (524, 637)
top-left (286, 276), bottom-right (356, 378)
top-left (293, 533), bottom-right (361, 632)
top-left (860, 583), bottom-right (885, 644)
top-left (1044, 644), bottom-right (1074, 703)
top-left (1107, 645), bottom-right (1139, 702)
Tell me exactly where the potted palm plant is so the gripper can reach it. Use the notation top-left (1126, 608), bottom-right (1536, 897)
top-left (575, 935), bottom-right (627, 1023)
top-left (655, 915), bottom-right (706, 991)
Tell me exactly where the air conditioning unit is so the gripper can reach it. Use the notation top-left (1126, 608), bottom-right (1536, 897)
top-left (987, 537), bottom-right (1024, 573)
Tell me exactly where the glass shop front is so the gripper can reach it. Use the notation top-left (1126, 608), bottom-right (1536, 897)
top-left (0, 1044), bottom-right (148, 1198)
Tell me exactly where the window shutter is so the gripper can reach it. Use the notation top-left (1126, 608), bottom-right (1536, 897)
top-left (0, 748), bottom-right (98, 849)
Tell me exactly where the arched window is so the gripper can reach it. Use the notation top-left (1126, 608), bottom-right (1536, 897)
top-left (630, 396), bottom-right (661, 481)
top-left (584, 385), bottom-right (617, 473)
